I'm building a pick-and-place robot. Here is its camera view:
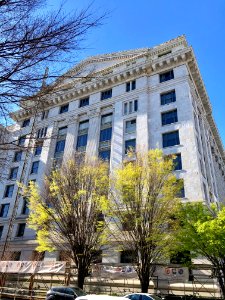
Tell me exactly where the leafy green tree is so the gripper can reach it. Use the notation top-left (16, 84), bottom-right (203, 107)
top-left (109, 149), bottom-right (181, 292)
top-left (25, 156), bottom-right (109, 289)
top-left (174, 202), bottom-right (225, 298)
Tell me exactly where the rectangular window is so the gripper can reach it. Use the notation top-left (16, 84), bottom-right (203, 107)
top-left (161, 90), bottom-right (176, 105)
top-left (125, 139), bottom-right (136, 154)
top-left (22, 199), bottom-right (29, 215)
top-left (9, 167), bottom-right (18, 180)
top-left (163, 131), bottom-right (180, 148)
top-left (79, 97), bottom-right (89, 107)
top-left (18, 135), bottom-right (26, 146)
top-left (134, 99), bottom-right (138, 111)
top-left (161, 109), bottom-right (178, 126)
top-left (101, 89), bottom-right (112, 100)
top-left (41, 110), bottom-right (49, 120)
top-left (76, 134), bottom-right (88, 148)
top-left (101, 114), bottom-right (113, 126)
top-left (99, 149), bottom-right (111, 161)
top-left (54, 140), bottom-right (65, 155)
top-left (4, 185), bottom-right (14, 198)
top-left (126, 80), bottom-right (136, 92)
top-left (17, 223), bottom-right (26, 237)
top-left (58, 126), bottom-right (67, 137)
top-left (22, 119), bottom-right (30, 127)
top-left (159, 70), bottom-right (174, 83)
top-left (123, 100), bottom-right (138, 115)
top-left (78, 120), bottom-right (89, 133)
top-left (0, 226), bottom-right (3, 239)
top-left (31, 161), bottom-right (39, 174)
top-left (125, 119), bottom-right (136, 134)
top-left (120, 250), bottom-right (136, 263)
top-left (173, 153), bottom-right (182, 171)
top-left (12, 251), bottom-right (21, 261)
top-left (14, 151), bottom-right (22, 162)
top-left (59, 104), bottom-right (69, 114)
top-left (100, 128), bottom-right (112, 142)
top-left (0, 204), bottom-right (10, 218)
top-left (37, 127), bottom-right (48, 139)
top-left (34, 143), bottom-right (42, 156)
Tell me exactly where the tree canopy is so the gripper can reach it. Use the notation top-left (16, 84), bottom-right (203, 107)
top-left (109, 149), bottom-right (181, 292)
top-left (26, 156), bottom-right (109, 288)
top-left (174, 202), bottom-right (225, 298)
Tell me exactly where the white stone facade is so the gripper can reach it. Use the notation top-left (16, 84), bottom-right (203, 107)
top-left (0, 35), bottom-right (225, 262)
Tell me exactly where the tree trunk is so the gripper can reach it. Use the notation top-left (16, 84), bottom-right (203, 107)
top-left (217, 265), bottom-right (225, 299)
top-left (77, 266), bottom-right (86, 289)
top-left (140, 278), bottom-right (150, 293)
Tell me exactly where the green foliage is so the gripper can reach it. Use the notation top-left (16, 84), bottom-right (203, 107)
top-left (109, 149), bottom-right (181, 292)
top-left (174, 202), bottom-right (225, 259)
top-left (23, 156), bottom-right (110, 288)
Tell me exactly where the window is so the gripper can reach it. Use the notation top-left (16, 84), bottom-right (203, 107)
top-left (34, 143), bottom-right (42, 156)
top-left (9, 167), bottom-right (18, 180)
top-left (125, 119), bottom-right (136, 134)
top-left (76, 121), bottom-right (89, 152)
top-left (101, 89), bottom-right (112, 100)
top-left (159, 70), bottom-right (174, 83)
top-left (30, 161), bottom-right (39, 174)
top-left (11, 251), bottom-right (21, 261)
top-left (37, 127), bottom-right (48, 139)
top-left (125, 139), bottom-right (136, 154)
top-left (54, 140), bottom-right (65, 155)
top-left (161, 90), bottom-right (176, 105)
top-left (78, 121), bottom-right (89, 133)
top-left (59, 104), bottom-right (69, 114)
top-left (176, 179), bottom-right (185, 198)
top-left (173, 153), bottom-right (182, 171)
top-left (22, 119), bottom-right (30, 127)
top-left (21, 199), bottom-right (29, 215)
top-left (120, 250), bottom-right (136, 263)
top-left (99, 149), bottom-right (111, 161)
top-left (162, 131), bottom-right (180, 148)
top-left (0, 226), bottom-right (3, 239)
top-left (123, 100), bottom-right (138, 115)
top-left (41, 110), bottom-right (49, 120)
top-left (161, 109), bottom-right (178, 126)
top-left (79, 97), bottom-right (89, 108)
top-left (76, 135), bottom-right (88, 148)
top-left (0, 204), bottom-right (10, 218)
top-left (58, 126), bottom-right (67, 137)
top-left (100, 128), bottom-right (112, 142)
top-left (16, 223), bottom-right (26, 237)
top-left (4, 185), bottom-right (14, 198)
top-left (126, 80), bottom-right (136, 92)
top-left (14, 151), bottom-right (22, 162)
top-left (101, 113), bottom-right (113, 126)
top-left (18, 135), bottom-right (26, 146)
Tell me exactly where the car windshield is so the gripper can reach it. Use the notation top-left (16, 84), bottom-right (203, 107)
top-left (150, 296), bottom-right (162, 300)
top-left (71, 287), bottom-right (87, 296)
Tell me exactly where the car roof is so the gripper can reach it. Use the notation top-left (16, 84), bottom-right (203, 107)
top-left (77, 296), bottom-right (127, 300)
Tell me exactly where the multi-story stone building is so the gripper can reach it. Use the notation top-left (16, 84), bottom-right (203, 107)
top-left (0, 35), bottom-right (225, 262)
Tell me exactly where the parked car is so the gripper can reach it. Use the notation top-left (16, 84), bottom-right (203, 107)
top-left (46, 286), bottom-right (87, 300)
top-left (77, 295), bottom-right (128, 300)
top-left (124, 293), bottom-right (162, 300)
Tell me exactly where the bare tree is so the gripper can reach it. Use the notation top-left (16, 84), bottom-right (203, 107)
top-left (109, 149), bottom-right (181, 292)
top-left (0, 0), bottom-right (105, 179)
top-left (0, 0), bottom-right (105, 123)
top-left (25, 155), bottom-right (109, 289)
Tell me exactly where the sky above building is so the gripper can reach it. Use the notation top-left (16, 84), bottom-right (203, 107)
top-left (48, 0), bottom-right (225, 146)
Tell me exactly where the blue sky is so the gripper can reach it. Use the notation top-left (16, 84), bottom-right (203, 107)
top-left (49, 0), bottom-right (225, 146)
